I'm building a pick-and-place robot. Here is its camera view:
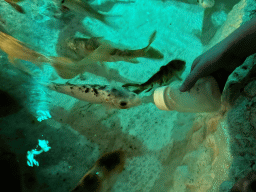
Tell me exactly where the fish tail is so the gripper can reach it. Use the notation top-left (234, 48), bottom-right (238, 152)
top-left (144, 47), bottom-right (164, 59)
top-left (9, 59), bottom-right (41, 77)
top-left (142, 31), bottom-right (164, 59)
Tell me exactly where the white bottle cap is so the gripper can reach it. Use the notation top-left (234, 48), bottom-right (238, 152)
top-left (153, 86), bottom-right (171, 111)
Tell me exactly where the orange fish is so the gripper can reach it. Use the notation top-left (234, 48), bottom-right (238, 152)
top-left (4, 0), bottom-right (25, 14)
top-left (71, 150), bottom-right (126, 192)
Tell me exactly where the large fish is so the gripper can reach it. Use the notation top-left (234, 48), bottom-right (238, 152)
top-left (51, 31), bottom-right (164, 79)
top-left (122, 59), bottom-right (186, 94)
top-left (71, 150), bottom-right (125, 192)
top-left (79, 30), bottom-right (164, 63)
top-left (47, 82), bottom-right (142, 109)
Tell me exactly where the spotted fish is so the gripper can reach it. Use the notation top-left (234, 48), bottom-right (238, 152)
top-left (47, 82), bottom-right (142, 109)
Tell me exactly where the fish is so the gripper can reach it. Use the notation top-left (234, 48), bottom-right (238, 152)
top-left (4, 0), bottom-right (25, 14)
top-left (66, 30), bottom-right (163, 63)
top-left (46, 82), bottom-right (142, 109)
top-left (61, 0), bottom-right (114, 26)
top-left (122, 59), bottom-right (186, 94)
top-left (107, 31), bottom-right (164, 62)
top-left (50, 31), bottom-right (163, 79)
top-left (0, 31), bottom-right (50, 66)
top-left (71, 150), bottom-right (126, 192)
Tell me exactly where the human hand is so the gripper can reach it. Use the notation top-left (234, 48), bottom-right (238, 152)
top-left (179, 42), bottom-right (246, 92)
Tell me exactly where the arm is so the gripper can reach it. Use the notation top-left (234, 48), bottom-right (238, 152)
top-left (221, 16), bottom-right (256, 59)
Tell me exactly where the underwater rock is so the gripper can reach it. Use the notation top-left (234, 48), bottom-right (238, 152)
top-left (244, 80), bottom-right (256, 98)
top-left (221, 54), bottom-right (256, 107)
top-left (219, 180), bottom-right (234, 192)
top-left (211, 10), bottom-right (227, 27)
top-left (206, 0), bottom-right (247, 50)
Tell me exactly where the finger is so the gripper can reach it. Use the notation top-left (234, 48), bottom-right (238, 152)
top-left (190, 56), bottom-right (200, 72)
top-left (179, 70), bottom-right (201, 92)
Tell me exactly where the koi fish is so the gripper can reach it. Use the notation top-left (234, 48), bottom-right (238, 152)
top-left (71, 150), bottom-right (125, 192)
top-left (122, 59), bottom-right (186, 94)
top-left (4, 0), bottom-right (25, 14)
top-left (47, 82), bottom-right (142, 109)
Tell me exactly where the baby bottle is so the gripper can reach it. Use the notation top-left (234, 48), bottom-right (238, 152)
top-left (153, 76), bottom-right (221, 113)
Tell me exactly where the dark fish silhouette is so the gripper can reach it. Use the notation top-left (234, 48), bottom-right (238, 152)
top-left (71, 150), bottom-right (126, 192)
top-left (4, 0), bottom-right (25, 14)
top-left (122, 59), bottom-right (186, 94)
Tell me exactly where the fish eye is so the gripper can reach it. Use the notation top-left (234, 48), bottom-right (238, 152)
top-left (119, 101), bottom-right (127, 107)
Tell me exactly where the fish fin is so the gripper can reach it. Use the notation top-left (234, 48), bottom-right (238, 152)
top-left (98, 61), bottom-right (111, 81)
top-left (134, 89), bottom-right (143, 94)
top-left (142, 30), bottom-right (164, 60)
top-left (49, 56), bottom-right (79, 79)
top-left (122, 83), bottom-right (139, 88)
top-left (87, 41), bottom-right (113, 62)
top-left (145, 87), bottom-right (153, 93)
top-left (128, 58), bottom-right (140, 63)
top-left (122, 83), bottom-right (143, 93)
top-left (144, 30), bottom-right (157, 51)
top-left (144, 47), bottom-right (164, 59)
top-left (7, 2), bottom-right (25, 14)
top-left (9, 59), bottom-right (41, 77)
